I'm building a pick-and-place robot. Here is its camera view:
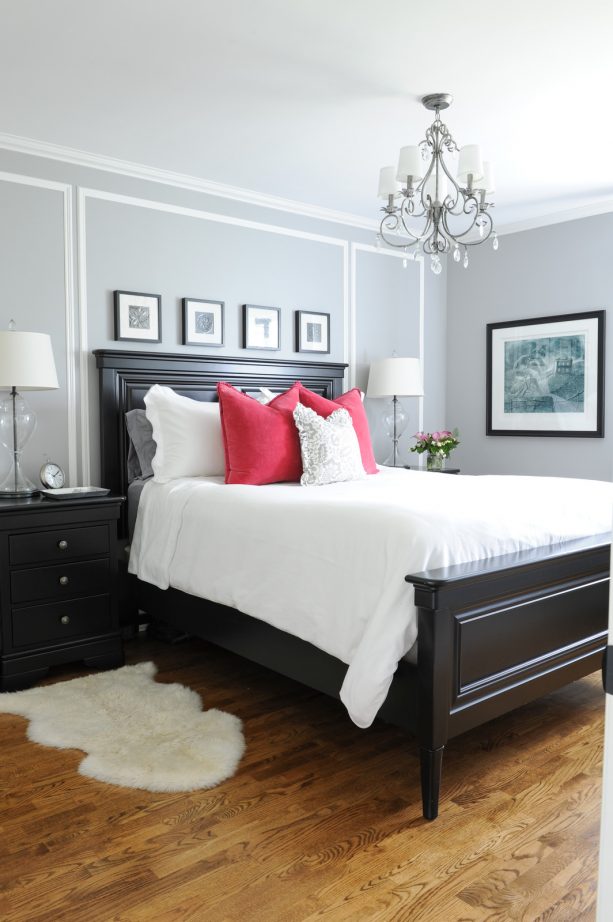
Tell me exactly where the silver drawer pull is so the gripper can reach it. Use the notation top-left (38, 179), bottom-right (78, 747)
top-left (60, 615), bottom-right (70, 625)
top-left (57, 539), bottom-right (68, 550)
top-left (59, 576), bottom-right (69, 586)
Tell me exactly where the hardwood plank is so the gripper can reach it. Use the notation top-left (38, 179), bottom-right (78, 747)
top-left (0, 634), bottom-right (604, 921)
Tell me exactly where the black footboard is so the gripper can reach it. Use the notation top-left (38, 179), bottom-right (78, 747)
top-left (407, 534), bottom-right (610, 819)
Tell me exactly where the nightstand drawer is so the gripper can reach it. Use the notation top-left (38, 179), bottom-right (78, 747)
top-left (11, 559), bottom-right (110, 605)
top-left (11, 595), bottom-right (112, 648)
top-left (9, 525), bottom-right (109, 565)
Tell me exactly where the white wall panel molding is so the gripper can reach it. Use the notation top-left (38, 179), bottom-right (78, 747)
top-left (77, 187), bottom-right (350, 482)
top-left (350, 244), bottom-right (424, 431)
top-left (0, 131), bottom-right (376, 232)
top-left (0, 170), bottom-right (77, 485)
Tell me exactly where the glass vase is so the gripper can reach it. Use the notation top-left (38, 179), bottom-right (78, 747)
top-left (426, 453), bottom-right (445, 472)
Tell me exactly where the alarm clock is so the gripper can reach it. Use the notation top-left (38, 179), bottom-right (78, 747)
top-left (40, 461), bottom-right (66, 490)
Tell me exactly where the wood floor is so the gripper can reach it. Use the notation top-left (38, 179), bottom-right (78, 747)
top-left (0, 633), bottom-right (604, 921)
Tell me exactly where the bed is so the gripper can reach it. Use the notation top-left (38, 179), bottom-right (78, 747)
top-left (95, 348), bottom-right (611, 820)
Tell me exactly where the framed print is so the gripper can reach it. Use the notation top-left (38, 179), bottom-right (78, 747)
top-left (114, 291), bottom-right (161, 343)
top-left (487, 310), bottom-right (605, 437)
top-left (243, 304), bottom-right (280, 351)
top-left (182, 298), bottom-right (224, 347)
top-left (295, 310), bottom-right (330, 354)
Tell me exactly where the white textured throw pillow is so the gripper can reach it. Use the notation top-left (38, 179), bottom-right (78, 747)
top-left (144, 384), bottom-right (225, 482)
top-left (293, 403), bottom-right (366, 486)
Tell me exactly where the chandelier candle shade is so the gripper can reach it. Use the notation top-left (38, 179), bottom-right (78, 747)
top-left (377, 94), bottom-right (497, 274)
top-left (0, 324), bottom-right (59, 496)
top-left (367, 357), bottom-right (423, 467)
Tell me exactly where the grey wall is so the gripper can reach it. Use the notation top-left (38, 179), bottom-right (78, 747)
top-left (0, 146), bottom-right (440, 487)
top-left (355, 252), bottom-right (420, 462)
top-left (447, 213), bottom-right (613, 480)
top-left (354, 253), bottom-right (447, 464)
top-left (0, 179), bottom-right (68, 486)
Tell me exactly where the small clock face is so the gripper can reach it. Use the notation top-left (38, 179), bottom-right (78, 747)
top-left (40, 462), bottom-right (65, 489)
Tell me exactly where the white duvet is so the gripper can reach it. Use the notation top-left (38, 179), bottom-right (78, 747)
top-left (129, 468), bottom-right (612, 728)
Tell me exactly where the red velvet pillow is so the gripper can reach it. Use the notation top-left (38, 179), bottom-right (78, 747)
top-left (297, 385), bottom-right (378, 474)
top-left (217, 382), bottom-right (302, 485)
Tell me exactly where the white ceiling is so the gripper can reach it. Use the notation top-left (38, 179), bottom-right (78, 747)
top-left (0, 0), bottom-right (612, 227)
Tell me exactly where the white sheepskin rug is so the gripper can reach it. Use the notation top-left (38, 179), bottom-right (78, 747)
top-left (0, 661), bottom-right (245, 792)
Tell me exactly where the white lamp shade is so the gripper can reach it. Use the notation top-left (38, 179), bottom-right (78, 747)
top-left (367, 357), bottom-right (424, 397)
top-left (478, 160), bottom-right (495, 193)
top-left (396, 146), bottom-right (424, 183)
top-left (0, 331), bottom-right (58, 390)
top-left (378, 165), bottom-right (400, 199)
top-left (423, 169), bottom-right (448, 204)
top-left (457, 144), bottom-right (484, 185)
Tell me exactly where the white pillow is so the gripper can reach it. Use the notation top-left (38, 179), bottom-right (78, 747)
top-left (293, 403), bottom-right (366, 487)
top-left (258, 386), bottom-right (276, 404)
top-left (144, 384), bottom-right (225, 482)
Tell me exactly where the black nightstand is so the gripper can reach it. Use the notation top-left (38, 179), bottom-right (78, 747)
top-left (404, 465), bottom-right (460, 474)
top-left (0, 494), bottom-right (125, 690)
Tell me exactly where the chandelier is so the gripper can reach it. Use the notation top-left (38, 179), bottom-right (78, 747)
top-left (377, 93), bottom-right (497, 274)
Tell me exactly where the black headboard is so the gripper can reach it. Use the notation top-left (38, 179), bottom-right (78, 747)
top-left (94, 349), bottom-right (347, 511)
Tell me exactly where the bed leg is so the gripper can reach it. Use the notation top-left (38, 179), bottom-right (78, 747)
top-left (420, 745), bottom-right (444, 820)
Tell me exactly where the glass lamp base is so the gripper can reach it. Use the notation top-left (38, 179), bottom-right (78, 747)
top-left (0, 457), bottom-right (39, 496)
top-left (0, 389), bottom-right (38, 496)
top-left (381, 397), bottom-right (408, 467)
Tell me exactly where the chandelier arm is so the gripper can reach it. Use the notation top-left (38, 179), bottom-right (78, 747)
top-left (399, 196), bottom-right (428, 222)
top-left (441, 207), bottom-right (479, 243)
top-left (438, 154), bottom-right (462, 210)
top-left (380, 213), bottom-right (426, 249)
top-left (441, 205), bottom-right (494, 246)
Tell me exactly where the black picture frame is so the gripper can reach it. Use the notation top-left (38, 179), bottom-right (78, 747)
top-left (243, 304), bottom-right (281, 351)
top-left (182, 298), bottom-right (225, 347)
top-left (295, 310), bottom-right (331, 354)
top-left (486, 310), bottom-right (605, 437)
top-left (114, 291), bottom-right (161, 343)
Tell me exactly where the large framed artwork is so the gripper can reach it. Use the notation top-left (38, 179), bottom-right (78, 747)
top-left (243, 304), bottom-right (280, 351)
top-left (114, 291), bottom-right (161, 343)
top-left (182, 298), bottom-right (224, 347)
top-left (487, 310), bottom-right (605, 437)
top-left (295, 310), bottom-right (330, 354)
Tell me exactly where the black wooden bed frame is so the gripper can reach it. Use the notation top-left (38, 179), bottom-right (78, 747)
top-left (95, 348), bottom-right (610, 820)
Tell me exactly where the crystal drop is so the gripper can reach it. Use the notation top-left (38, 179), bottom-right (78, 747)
top-left (430, 256), bottom-right (442, 276)
top-left (492, 233), bottom-right (499, 251)
top-left (375, 234), bottom-right (382, 250)
top-left (479, 221), bottom-right (484, 238)
top-left (403, 258), bottom-right (408, 268)
top-left (463, 249), bottom-right (469, 269)
top-left (7, 319), bottom-right (16, 331)
top-left (453, 245), bottom-right (461, 263)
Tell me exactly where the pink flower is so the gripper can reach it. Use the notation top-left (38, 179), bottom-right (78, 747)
top-left (432, 431), bottom-right (442, 441)
top-left (440, 430), bottom-right (452, 438)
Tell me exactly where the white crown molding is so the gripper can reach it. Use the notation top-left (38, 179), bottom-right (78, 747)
top-left (2, 132), bottom-right (612, 238)
top-left (497, 198), bottom-right (613, 236)
top-left (0, 131), bottom-right (378, 232)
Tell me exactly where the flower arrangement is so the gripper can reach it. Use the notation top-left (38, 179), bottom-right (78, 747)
top-left (411, 428), bottom-right (460, 459)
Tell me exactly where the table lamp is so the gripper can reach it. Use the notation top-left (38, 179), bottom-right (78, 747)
top-left (0, 322), bottom-right (59, 496)
top-left (367, 357), bottom-right (423, 466)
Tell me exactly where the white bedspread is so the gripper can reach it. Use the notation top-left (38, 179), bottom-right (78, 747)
top-left (129, 468), bottom-right (612, 728)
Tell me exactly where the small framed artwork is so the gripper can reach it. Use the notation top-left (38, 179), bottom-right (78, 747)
top-left (487, 310), bottom-right (605, 437)
top-left (295, 310), bottom-right (330, 354)
top-left (114, 291), bottom-right (161, 343)
top-left (243, 304), bottom-right (280, 351)
top-left (182, 298), bottom-right (224, 347)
